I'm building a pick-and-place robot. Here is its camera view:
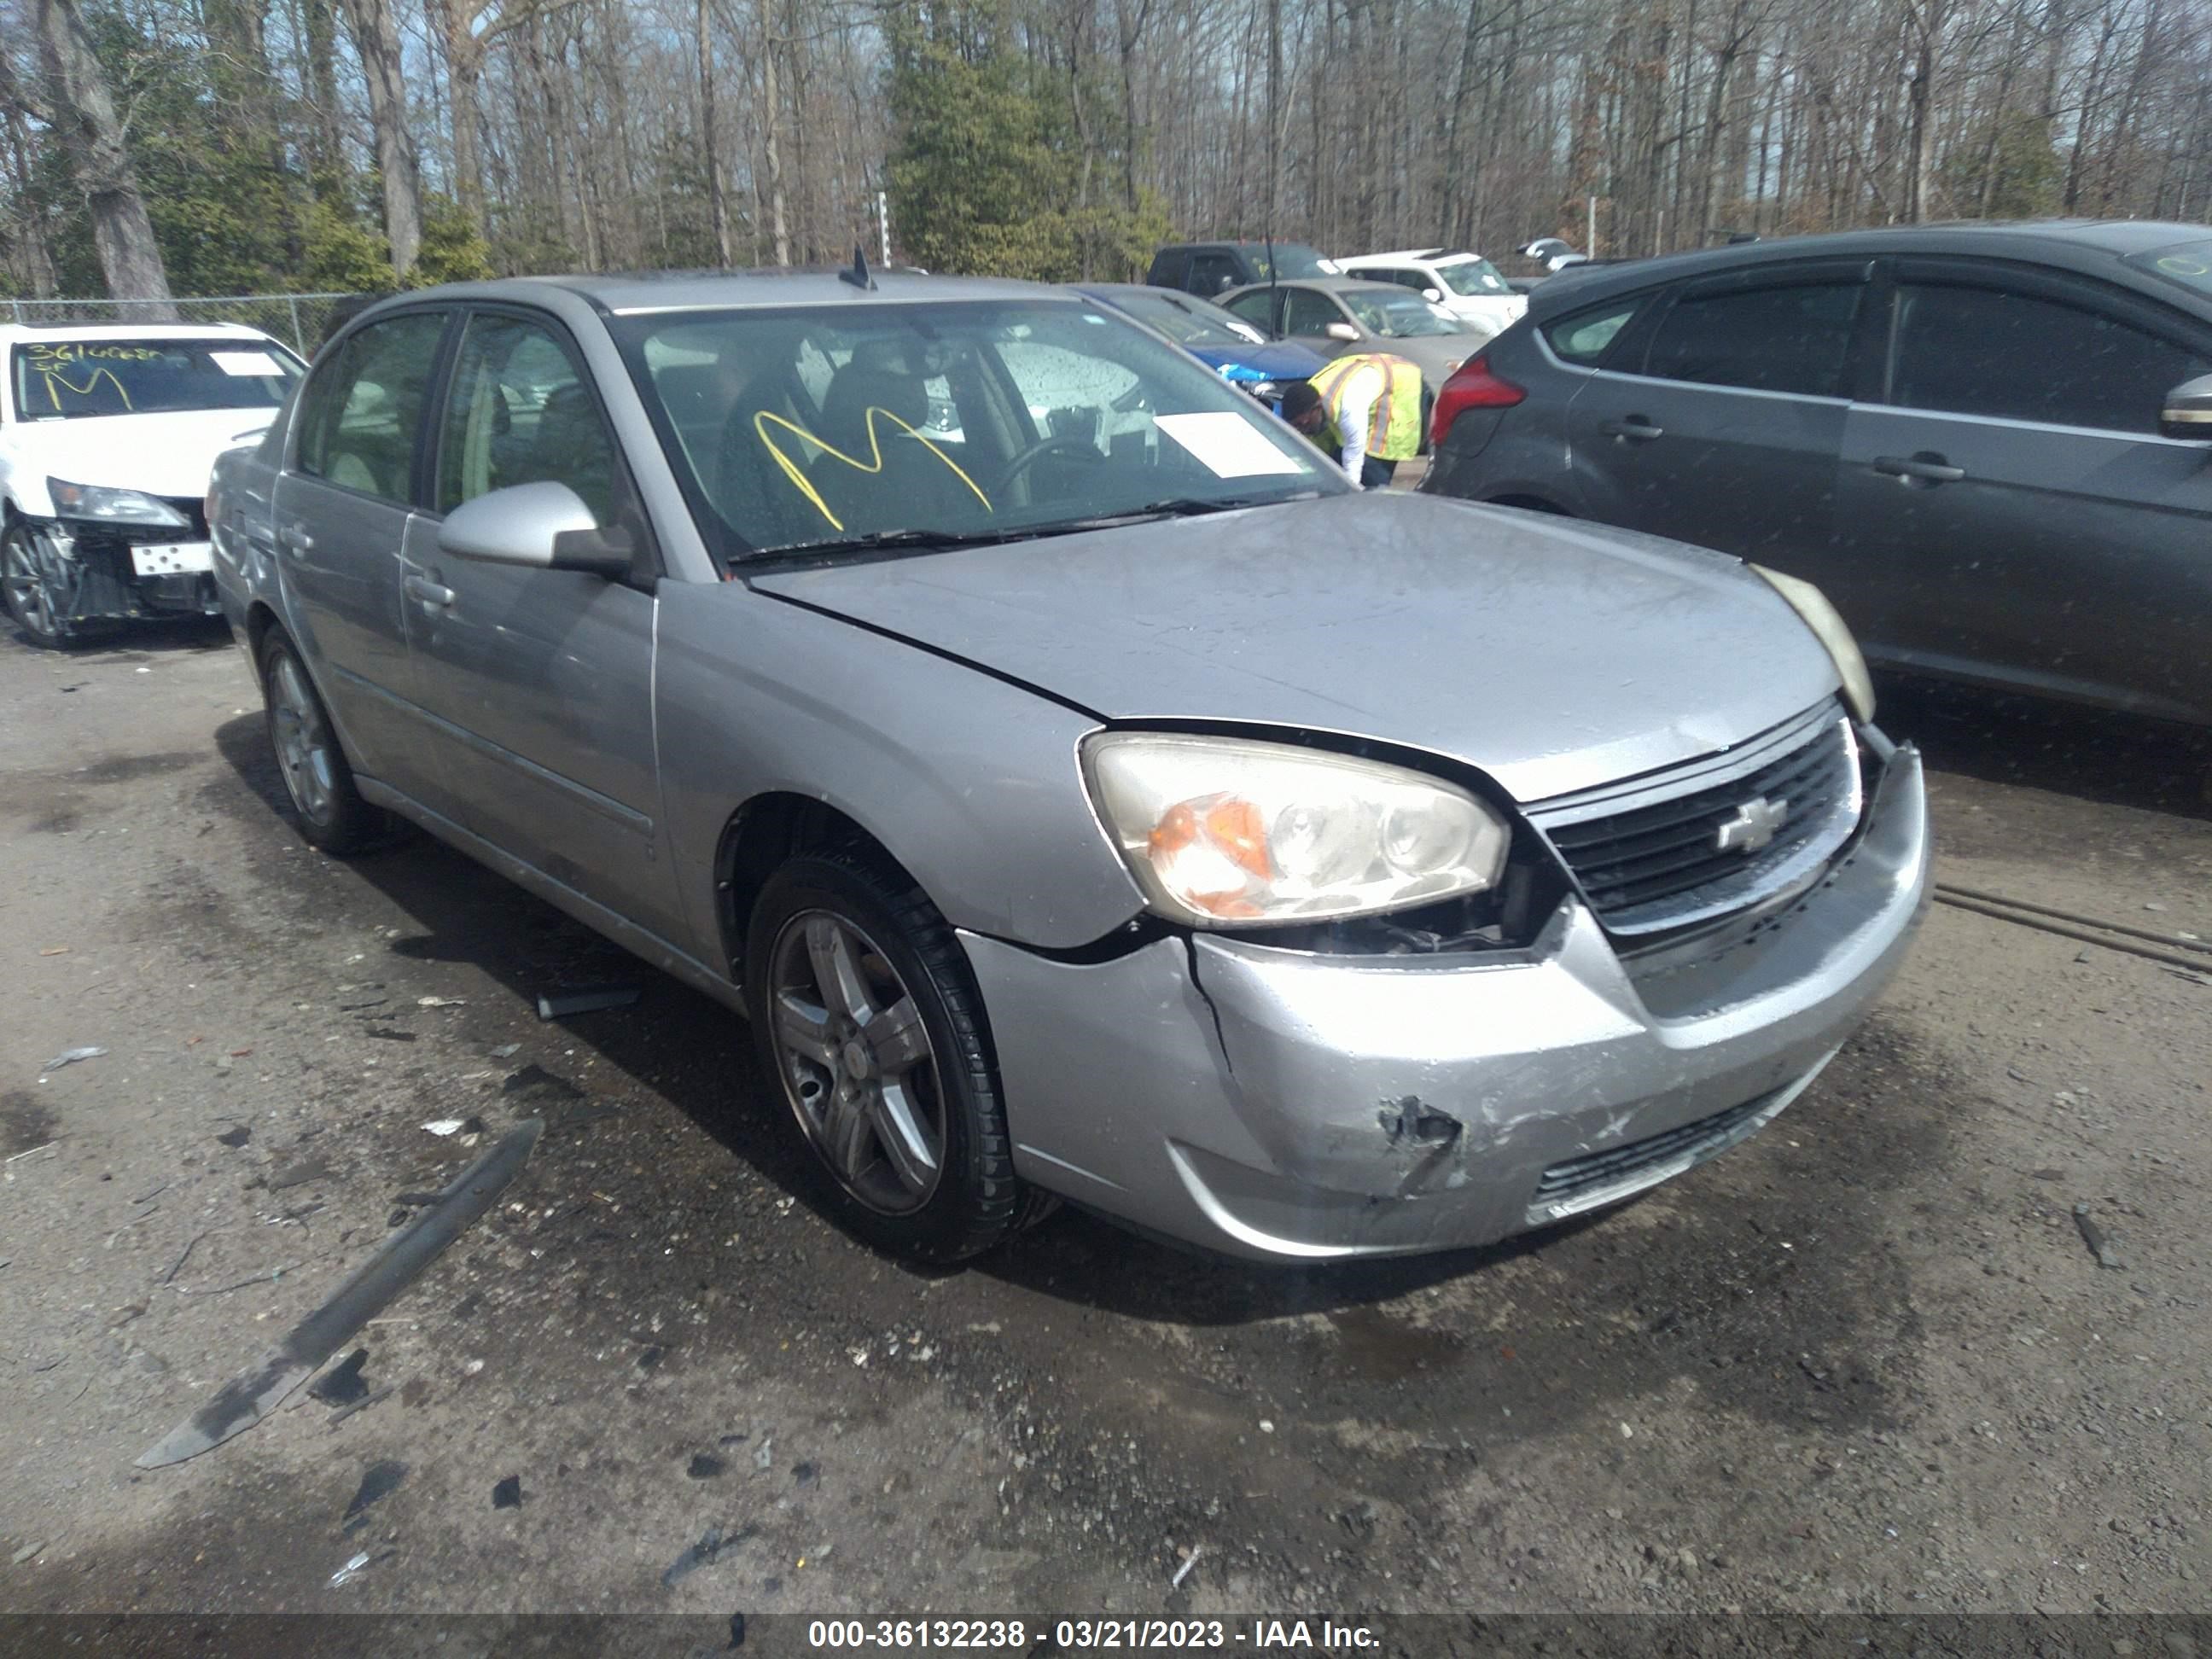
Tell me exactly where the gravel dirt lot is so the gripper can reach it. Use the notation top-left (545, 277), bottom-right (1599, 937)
top-left (1, 615), bottom-right (2208, 1635)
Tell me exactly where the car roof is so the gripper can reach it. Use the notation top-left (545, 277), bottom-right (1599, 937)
top-left (0, 320), bottom-right (278, 346)
top-left (1344, 248), bottom-right (1465, 264)
top-left (1155, 241), bottom-right (1322, 253)
top-left (355, 270), bottom-right (1077, 319)
top-left (1224, 277), bottom-right (1408, 299)
top-left (1524, 219), bottom-right (2212, 316)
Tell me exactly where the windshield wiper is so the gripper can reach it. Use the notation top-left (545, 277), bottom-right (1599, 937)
top-left (745, 526), bottom-right (1045, 566)
top-left (1043, 492), bottom-right (1327, 533)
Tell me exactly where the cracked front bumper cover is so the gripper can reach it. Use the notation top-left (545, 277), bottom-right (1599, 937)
top-left (963, 741), bottom-right (1930, 1262)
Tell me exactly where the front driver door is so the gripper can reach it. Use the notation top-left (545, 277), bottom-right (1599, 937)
top-left (401, 307), bottom-right (684, 941)
top-left (1832, 260), bottom-right (2212, 719)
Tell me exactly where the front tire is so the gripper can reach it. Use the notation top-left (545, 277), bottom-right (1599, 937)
top-left (259, 628), bottom-right (384, 853)
top-left (3, 517), bottom-right (83, 649)
top-left (745, 848), bottom-right (1048, 1260)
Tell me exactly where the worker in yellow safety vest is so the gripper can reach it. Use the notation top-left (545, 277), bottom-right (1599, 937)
top-left (1278, 352), bottom-right (1423, 489)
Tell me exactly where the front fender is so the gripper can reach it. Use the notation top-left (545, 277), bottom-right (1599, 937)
top-left (655, 581), bottom-right (1148, 955)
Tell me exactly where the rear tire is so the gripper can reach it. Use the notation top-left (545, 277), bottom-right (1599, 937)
top-left (745, 847), bottom-right (1053, 1260)
top-left (259, 628), bottom-right (386, 854)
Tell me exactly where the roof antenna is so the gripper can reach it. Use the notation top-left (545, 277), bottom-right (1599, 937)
top-left (840, 243), bottom-right (876, 292)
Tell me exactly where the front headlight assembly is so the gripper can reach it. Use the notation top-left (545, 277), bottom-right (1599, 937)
top-left (1083, 732), bottom-right (1510, 928)
top-left (48, 478), bottom-right (189, 527)
top-left (1749, 564), bottom-right (1876, 724)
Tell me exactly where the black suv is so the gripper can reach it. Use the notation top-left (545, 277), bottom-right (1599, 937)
top-left (1147, 242), bottom-right (1334, 299)
top-left (1422, 220), bottom-right (2212, 728)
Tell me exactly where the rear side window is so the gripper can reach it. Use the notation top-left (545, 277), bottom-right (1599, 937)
top-left (1225, 290), bottom-right (1279, 333)
top-left (1889, 282), bottom-right (2209, 435)
top-left (295, 311), bottom-right (448, 501)
top-left (1149, 249), bottom-right (1190, 290)
top-left (1644, 282), bottom-right (1863, 396)
top-left (1544, 301), bottom-right (1641, 365)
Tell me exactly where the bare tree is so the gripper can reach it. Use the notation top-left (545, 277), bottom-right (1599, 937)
top-left (337, 0), bottom-right (424, 275)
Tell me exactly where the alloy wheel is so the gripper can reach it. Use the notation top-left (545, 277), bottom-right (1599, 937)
top-left (766, 910), bottom-right (945, 1215)
top-left (267, 652), bottom-right (337, 826)
top-left (2, 523), bottom-right (67, 639)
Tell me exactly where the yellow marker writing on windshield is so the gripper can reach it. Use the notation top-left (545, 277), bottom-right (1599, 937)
top-left (38, 367), bottom-right (132, 411)
top-left (754, 406), bottom-right (992, 533)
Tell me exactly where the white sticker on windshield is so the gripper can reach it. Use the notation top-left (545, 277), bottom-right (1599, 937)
top-left (211, 351), bottom-right (282, 377)
top-left (1155, 412), bottom-right (1306, 478)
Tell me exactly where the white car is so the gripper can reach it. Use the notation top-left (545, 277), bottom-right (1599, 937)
top-left (2, 322), bottom-right (304, 647)
top-left (1336, 248), bottom-right (1528, 341)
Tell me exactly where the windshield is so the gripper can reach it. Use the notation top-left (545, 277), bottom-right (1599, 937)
top-left (1341, 289), bottom-right (1474, 338)
top-left (2124, 239), bottom-right (2212, 300)
top-left (1251, 244), bottom-right (1330, 281)
top-left (9, 337), bottom-right (300, 421)
top-left (1436, 256), bottom-right (1512, 297)
top-left (619, 300), bottom-right (1339, 562)
top-left (1109, 290), bottom-right (1263, 348)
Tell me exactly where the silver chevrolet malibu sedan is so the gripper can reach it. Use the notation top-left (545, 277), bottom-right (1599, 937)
top-left (208, 270), bottom-right (1930, 1263)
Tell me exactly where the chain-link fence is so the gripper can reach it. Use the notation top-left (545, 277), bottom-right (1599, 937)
top-left (1, 293), bottom-right (369, 357)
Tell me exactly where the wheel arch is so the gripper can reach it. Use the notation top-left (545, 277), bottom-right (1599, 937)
top-left (714, 791), bottom-right (919, 987)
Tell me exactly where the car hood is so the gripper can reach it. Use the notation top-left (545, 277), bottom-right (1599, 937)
top-left (749, 492), bottom-right (1842, 804)
top-left (1191, 341), bottom-right (1330, 381)
top-left (8, 408), bottom-right (278, 501)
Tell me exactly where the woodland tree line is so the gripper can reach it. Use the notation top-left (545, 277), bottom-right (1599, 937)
top-left (2, 0), bottom-right (2208, 311)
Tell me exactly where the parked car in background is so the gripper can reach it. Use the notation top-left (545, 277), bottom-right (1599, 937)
top-left (1338, 248), bottom-right (1528, 341)
top-left (1220, 277), bottom-right (1482, 430)
top-left (1422, 220), bottom-right (2212, 729)
top-left (2, 322), bottom-right (304, 647)
top-left (1147, 241), bottom-right (1337, 298)
top-left (209, 270), bottom-right (1926, 1263)
top-left (1075, 283), bottom-right (1327, 405)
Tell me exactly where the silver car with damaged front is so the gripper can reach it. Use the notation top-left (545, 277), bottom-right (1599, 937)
top-left (209, 268), bottom-right (1930, 1264)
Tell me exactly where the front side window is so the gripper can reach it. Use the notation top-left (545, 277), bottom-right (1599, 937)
top-left (295, 311), bottom-right (448, 501)
top-left (1644, 281), bottom-right (1862, 397)
top-left (10, 336), bottom-right (299, 421)
top-left (437, 314), bottom-right (622, 525)
top-left (619, 300), bottom-right (1339, 562)
top-left (1889, 282), bottom-right (2209, 435)
top-left (1251, 243), bottom-right (1330, 280)
top-left (1188, 253), bottom-right (1241, 295)
top-left (1283, 289), bottom-right (1348, 336)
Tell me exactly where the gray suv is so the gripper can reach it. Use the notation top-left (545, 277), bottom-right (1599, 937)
top-left (210, 271), bottom-right (1928, 1264)
top-left (1423, 221), bottom-right (2212, 729)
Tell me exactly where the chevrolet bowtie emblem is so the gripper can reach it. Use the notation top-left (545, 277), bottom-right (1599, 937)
top-left (1714, 795), bottom-right (1788, 854)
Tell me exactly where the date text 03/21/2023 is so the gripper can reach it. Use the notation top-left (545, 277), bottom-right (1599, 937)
top-left (804, 1619), bottom-right (1381, 1650)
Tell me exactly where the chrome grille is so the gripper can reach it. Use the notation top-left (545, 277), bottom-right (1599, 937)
top-left (1529, 705), bottom-right (1861, 936)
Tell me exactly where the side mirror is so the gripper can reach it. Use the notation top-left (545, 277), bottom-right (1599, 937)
top-left (2160, 373), bottom-right (2212, 440)
top-left (1324, 321), bottom-right (1360, 344)
top-left (1423, 287), bottom-right (1444, 303)
top-left (437, 480), bottom-right (632, 578)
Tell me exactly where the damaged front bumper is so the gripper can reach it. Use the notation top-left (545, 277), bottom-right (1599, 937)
top-left (963, 736), bottom-right (1930, 1262)
top-left (25, 516), bottom-right (221, 626)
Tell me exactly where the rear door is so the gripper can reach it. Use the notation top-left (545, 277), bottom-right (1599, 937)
top-left (400, 306), bottom-right (683, 940)
top-left (271, 307), bottom-right (452, 803)
top-left (1831, 259), bottom-right (2212, 720)
top-left (1565, 259), bottom-right (1873, 561)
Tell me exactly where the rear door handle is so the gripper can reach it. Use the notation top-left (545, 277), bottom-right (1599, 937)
top-left (1872, 453), bottom-right (1965, 484)
top-left (277, 522), bottom-right (315, 554)
top-left (1599, 416), bottom-right (1664, 442)
top-left (403, 573), bottom-right (456, 608)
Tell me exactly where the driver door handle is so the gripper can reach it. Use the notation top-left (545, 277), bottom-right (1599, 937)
top-left (1872, 453), bottom-right (1966, 484)
top-left (1599, 416), bottom-right (1664, 442)
top-left (403, 573), bottom-right (456, 608)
